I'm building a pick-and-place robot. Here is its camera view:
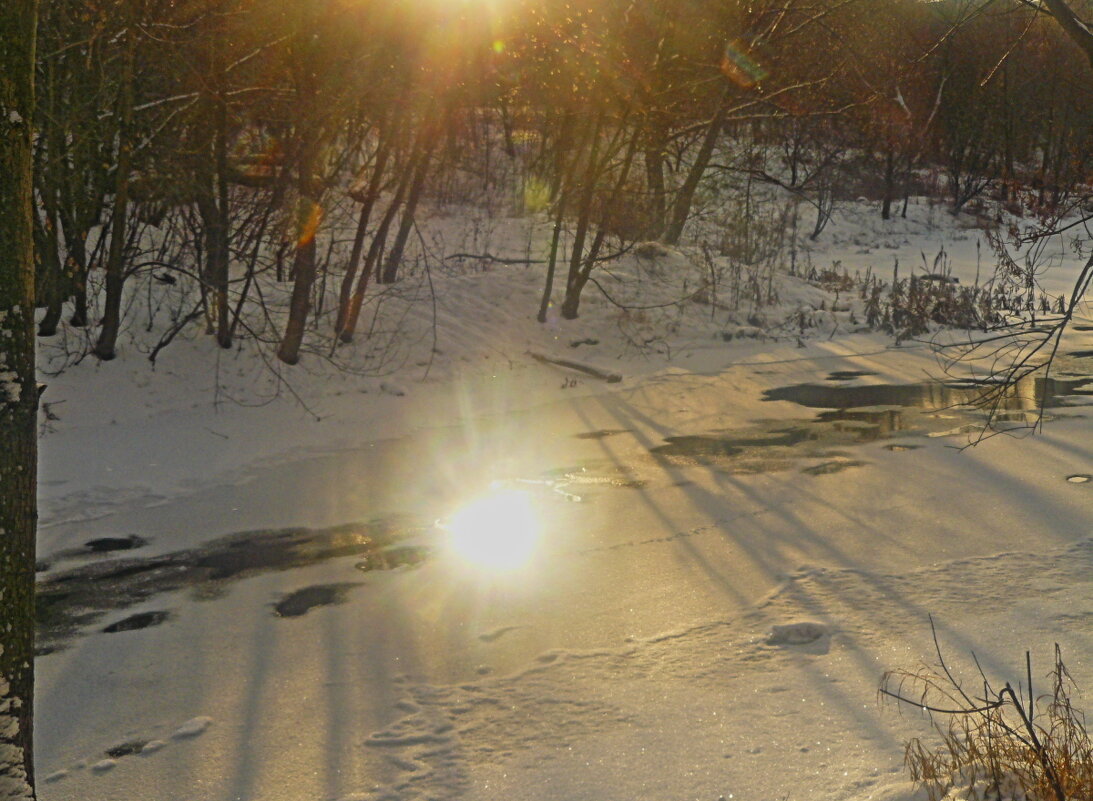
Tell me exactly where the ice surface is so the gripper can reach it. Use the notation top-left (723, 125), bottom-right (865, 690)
top-left (32, 198), bottom-right (1093, 801)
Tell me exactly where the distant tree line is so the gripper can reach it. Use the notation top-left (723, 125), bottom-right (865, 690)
top-left (4, 1), bottom-right (1093, 798)
top-left (26, 0), bottom-right (1093, 363)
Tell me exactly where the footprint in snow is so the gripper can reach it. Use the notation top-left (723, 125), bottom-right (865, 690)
top-left (172, 716), bottom-right (213, 739)
top-left (767, 621), bottom-right (829, 647)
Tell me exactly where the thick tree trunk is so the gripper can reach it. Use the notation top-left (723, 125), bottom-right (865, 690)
top-left (0, 0), bottom-right (40, 796)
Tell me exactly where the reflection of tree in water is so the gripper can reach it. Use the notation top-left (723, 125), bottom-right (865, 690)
top-left (765, 375), bottom-right (1093, 415)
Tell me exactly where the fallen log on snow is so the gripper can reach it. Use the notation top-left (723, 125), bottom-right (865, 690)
top-left (527, 351), bottom-right (623, 383)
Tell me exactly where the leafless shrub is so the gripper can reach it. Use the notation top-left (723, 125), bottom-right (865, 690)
top-left (881, 621), bottom-right (1093, 801)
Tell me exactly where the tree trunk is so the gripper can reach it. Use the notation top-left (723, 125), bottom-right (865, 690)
top-left (881, 148), bottom-right (895, 221)
top-left (0, 0), bottom-right (40, 796)
top-left (61, 227), bottom-right (89, 327)
top-left (194, 74), bottom-right (232, 349)
top-left (211, 50), bottom-right (232, 349)
top-left (338, 133), bottom-right (423, 343)
top-left (1041, 0), bottom-right (1093, 69)
top-left (379, 114), bottom-right (439, 285)
top-left (560, 110), bottom-right (606, 320)
top-left (277, 61), bottom-right (324, 365)
top-left (276, 189), bottom-right (320, 365)
top-left (537, 191), bottom-right (567, 324)
top-left (93, 21), bottom-right (135, 361)
top-left (644, 141), bottom-right (667, 239)
top-left (662, 90), bottom-right (729, 245)
top-left (536, 114), bottom-right (592, 323)
top-left (561, 124), bottom-right (639, 319)
top-left (33, 211), bottom-right (63, 337)
top-left (334, 132), bottom-right (392, 337)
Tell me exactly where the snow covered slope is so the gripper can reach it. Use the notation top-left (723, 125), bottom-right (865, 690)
top-left (34, 200), bottom-right (1093, 801)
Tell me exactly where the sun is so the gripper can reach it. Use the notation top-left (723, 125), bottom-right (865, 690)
top-left (442, 487), bottom-right (541, 572)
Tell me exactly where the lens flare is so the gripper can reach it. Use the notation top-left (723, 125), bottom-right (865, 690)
top-left (443, 488), bottom-right (540, 571)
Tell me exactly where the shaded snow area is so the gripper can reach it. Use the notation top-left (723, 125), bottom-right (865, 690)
top-left (34, 200), bottom-right (1093, 801)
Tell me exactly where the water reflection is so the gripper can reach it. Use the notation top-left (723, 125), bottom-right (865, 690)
top-left (763, 374), bottom-right (1093, 414)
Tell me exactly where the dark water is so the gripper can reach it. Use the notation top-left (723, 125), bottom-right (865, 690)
top-left (273, 584), bottom-right (359, 618)
top-left (36, 518), bottom-right (426, 654)
top-left (85, 536), bottom-right (147, 553)
top-left (574, 429), bottom-right (630, 440)
top-left (649, 373), bottom-right (1093, 476)
top-left (825, 370), bottom-right (877, 381)
top-left (105, 740), bottom-right (149, 759)
top-left (102, 611), bottom-right (169, 633)
top-left (762, 375), bottom-right (1093, 411)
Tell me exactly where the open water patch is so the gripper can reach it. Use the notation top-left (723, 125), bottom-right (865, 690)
top-left (355, 545), bottom-right (430, 572)
top-left (649, 423), bottom-right (879, 475)
top-left (43, 535), bottom-right (150, 569)
top-left (273, 583), bottom-right (359, 618)
top-left (825, 370), bottom-right (877, 382)
top-left (574, 429), bottom-right (630, 440)
top-left (85, 536), bottom-right (147, 553)
top-left (801, 459), bottom-right (865, 476)
top-left (36, 517), bottom-right (427, 654)
top-left (105, 740), bottom-right (149, 759)
top-left (649, 372), bottom-right (1093, 476)
top-left (102, 610), bottom-right (169, 633)
top-left (763, 375), bottom-right (1093, 413)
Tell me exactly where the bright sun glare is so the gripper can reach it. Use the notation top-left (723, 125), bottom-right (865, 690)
top-left (443, 487), bottom-right (540, 572)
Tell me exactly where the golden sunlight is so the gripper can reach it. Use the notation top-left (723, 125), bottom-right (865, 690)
top-left (442, 487), bottom-right (541, 572)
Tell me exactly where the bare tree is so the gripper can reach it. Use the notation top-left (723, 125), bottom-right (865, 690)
top-left (0, 0), bottom-right (40, 796)
top-left (1038, 0), bottom-right (1093, 67)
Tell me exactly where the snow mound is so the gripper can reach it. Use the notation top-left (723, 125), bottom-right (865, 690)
top-left (766, 621), bottom-right (829, 645)
top-left (170, 716), bottom-right (212, 739)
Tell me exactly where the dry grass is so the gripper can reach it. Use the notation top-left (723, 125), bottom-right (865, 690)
top-left (882, 624), bottom-right (1093, 801)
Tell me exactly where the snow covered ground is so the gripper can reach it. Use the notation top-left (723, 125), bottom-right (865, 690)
top-left (33, 199), bottom-right (1093, 801)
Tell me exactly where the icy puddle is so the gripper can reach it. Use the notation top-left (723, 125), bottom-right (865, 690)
top-left (650, 425), bottom-right (880, 475)
top-left (494, 465), bottom-right (647, 503)
top-left (651, 373), bottom-right (1093, 475)
top-left (35, 518), bottom-right (428, 654)
top-left (763, 373), bottom-right (1093, 411)
top-left (272, 583), bottom-right (360, 617)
